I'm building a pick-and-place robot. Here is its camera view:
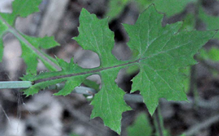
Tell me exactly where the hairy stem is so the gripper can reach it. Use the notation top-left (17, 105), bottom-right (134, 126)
top-left (34, 59), bottom-right (140, 84)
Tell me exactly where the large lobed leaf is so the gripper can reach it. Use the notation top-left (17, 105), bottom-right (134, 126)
top-left (124, 5), bottom-right (214, 114)
top-left (22, 5), bottom-right (214, 134)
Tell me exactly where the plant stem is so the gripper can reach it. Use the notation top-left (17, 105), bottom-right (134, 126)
top-left (154, 107), bottom-right (164, 136)
top-left (184, 114), bottom-right (219, 136)
top-left (0, 81), bottom-right (32, 89)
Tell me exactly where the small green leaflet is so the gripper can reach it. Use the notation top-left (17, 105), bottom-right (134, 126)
top-left (0, 0), bottom-right (60, 74)
top-left (23, 5), bottom-right (214, 134)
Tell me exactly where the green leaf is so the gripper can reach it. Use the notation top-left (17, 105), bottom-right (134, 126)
top-left (106, 0), bottom-right (196, 20)
top-left (22, 5), bottom-right (214, 134)
top-left (106, 0), bottom-right (129, 20)
top-left (181, 14), bottom-right (196, 31)
top-left (12, 0), bottom-right (42, 17)
top-left (152, 0), bottom-right (197, 17)
top-left (22, 35), bottom-right (59, 49)
top-left (91, 68), bottom-right (131, 134)
top-left (75, 9), bottom-right (131, 133)
top-left (24, 8), bottom-right (131, 134)
top-left (134, 0), bottom-right (154, 11)
top-left (123, 5), bottom-right (214, 114)
top-left (127, 113), bottom-right (152, 136)
top-left (53, 58), bottom-right (84, 96)
top-left (199, 47), bottom-right (219, 62)
top-left (0, 0), bottom-right (60, 74)
top-left (74, 9), bottom-right (120, 67)
top-left (21, 34), bottom-right (59, 74)
top-left (199, 7), bottom-right (219, 39)
top-left (0, 0), bottom-right (42, 25)
top-left (23, 58), bottom-right (88, 96)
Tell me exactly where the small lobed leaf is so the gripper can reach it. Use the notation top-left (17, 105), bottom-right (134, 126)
top-left (22, 35), bottom-right (59, 49)
top-left (12, 0), bottom-right (42, 17)
top-left (0, 0), bottom-right (60, 75)
top-left (91, 68), bottom-right (131, 134)
top-left (74, 8), bottom-right (121, 67)
top-left (0, 0), bottom-right (43, 25)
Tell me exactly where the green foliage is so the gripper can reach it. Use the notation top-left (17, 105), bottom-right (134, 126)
top-left (199, 7), bottom-right (219, 39)
top-left (0, 0), bottom-right (217, 134)
top-left (179, 67), bottom-right (191, 93)
top-left (199, 47), bottom-right (219, 62)
top-left (21, 5), bottom-right (214, 134)
top-left (21, 35), bottom-right (59, 74)
top-left (106, 0), bottom-right (129, 20)
top-left (127, 112), bottom-right (185, 136)
top-left (124, 6), bottom-right (213, 114)
top-left (152, 0), bottom-right (197, 17)
top-left (0, 0), bottom-right (59, 74)
top-left (0, 0), bottom-right (42, 25)
top-left (180, 14), bottom-right (195, 31)
top-left (127, 113), bottom-right (152, 136)
top-left (106, 0), bottom-right (196, 19)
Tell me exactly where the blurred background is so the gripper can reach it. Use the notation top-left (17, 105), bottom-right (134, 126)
top-left (1, 0), bottom-right (219, 136)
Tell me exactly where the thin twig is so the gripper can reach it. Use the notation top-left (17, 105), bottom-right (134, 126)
top-left (184, 114), bottom-right (219, 136)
